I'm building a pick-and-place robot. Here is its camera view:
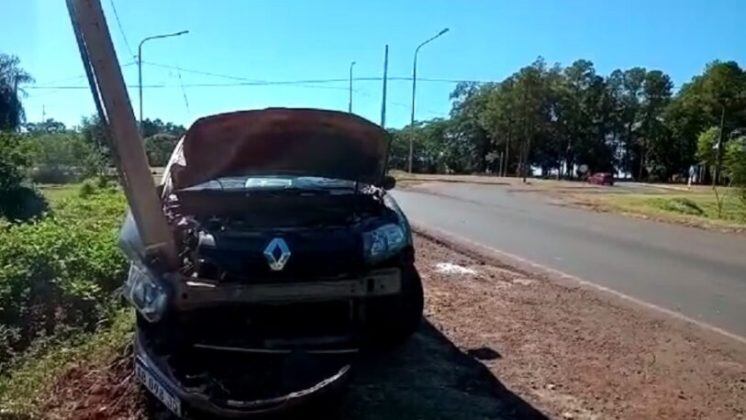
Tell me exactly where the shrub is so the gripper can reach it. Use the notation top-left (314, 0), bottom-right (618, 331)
top-left (0, 189), bottom-right (127, 366)
top-left (0, 132), bottom-right (49, 221)
top-left (725, 136), bottom-right (746, 205)
top-left (22, 131), bottom-right (103, 183)
top-left (0, 185), bottom-right (49, 222)
top-left (78, 180), bottom-right (96, 198)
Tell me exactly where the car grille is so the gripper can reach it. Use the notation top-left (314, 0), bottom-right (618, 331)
top-left (198, 227), bottom-right (365, 280)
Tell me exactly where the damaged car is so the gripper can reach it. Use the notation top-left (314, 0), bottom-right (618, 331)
top-left (119, 108), bottom-right (423, 418)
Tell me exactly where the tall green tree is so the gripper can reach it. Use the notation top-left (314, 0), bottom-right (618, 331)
top-left (638, 70), bottom-right (674, 180)
top-left (0, 54), bottom-right (33, 131)
top-left (666, 61), bottom-right (746, 183)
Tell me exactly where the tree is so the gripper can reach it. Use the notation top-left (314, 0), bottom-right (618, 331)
top-left (23, 131), bottom-right (101, 182)
top-left (480, 79), bottom-right (511, 175)
top-left (0, 132), bottom-right (47, 220)
top-left (145, 133), bottom-right (179, 167)
top-left (25, 118), bottom-right (67, 134)
top-left (638, 70), bottom-right (674, 180)
top-left (140, 118), bottom-right (186, 139)
top-left (385, 57), bottom-right (742, 184)
top-left (0, 54), bottom-right (33, 131)
top-left (606, 67), bottom-right (647, 177)
top-left (667, 61), bottom-right (746, 184)
top-left (725, 134), bottom-right (746, 205)
top-left (696, 127), bottom-right (719, 168)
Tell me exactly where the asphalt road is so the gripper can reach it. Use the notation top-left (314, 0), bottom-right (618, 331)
top-left (393, 183), bottom-right (746, 338)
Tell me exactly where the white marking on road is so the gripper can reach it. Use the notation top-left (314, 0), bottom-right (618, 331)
top-left (413, 222), bottom-right (746, 346)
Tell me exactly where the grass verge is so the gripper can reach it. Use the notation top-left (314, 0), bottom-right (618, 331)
top-left (0, 309), bottom-right (134, 417)
top-left (573, 191), bottom-right (746, 231)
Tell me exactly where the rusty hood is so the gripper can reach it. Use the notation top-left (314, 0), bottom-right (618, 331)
top-left (167, 108), bottom-right (390, 190)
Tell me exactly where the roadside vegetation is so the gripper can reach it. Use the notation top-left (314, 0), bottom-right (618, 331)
top-left (0, 181), bottom-right (128, 371)
top-left (0, 53), bottom-right (189, 416)
top-left (387, 59), bottom-right (746, 202)
top-left (574, 190), bottom-right (746, 231)
top-left (386, 58), bottom-right (746, 231)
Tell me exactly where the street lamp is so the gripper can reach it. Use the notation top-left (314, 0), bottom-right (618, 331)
top-left (409, 28), bottom-right (449, 173)
top-left (137, 30), bottom-right (189, 133)
top-left (348, 61), bottom-right (356, 113)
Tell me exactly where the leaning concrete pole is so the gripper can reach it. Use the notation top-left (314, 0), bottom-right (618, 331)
top-left (66, 0), bottom-right (178, 270)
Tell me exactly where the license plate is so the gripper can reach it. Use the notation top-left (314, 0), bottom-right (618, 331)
top-left (135, 360), bottom-right (182, 417)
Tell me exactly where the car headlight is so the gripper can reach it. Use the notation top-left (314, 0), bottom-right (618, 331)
top-left (363, 223), bottom-right (407, 263)
top-left (124, 264), bottom-right (169, 322)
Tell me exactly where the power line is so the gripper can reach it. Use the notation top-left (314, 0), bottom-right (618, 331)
top-left (142, 61), bottom-right (489, 85)
top-left (28, 76), bottom-right (480, 90)
top-left (142, 61), bottom-right (351, 91)
top-left (32, 60), bottom-right (486, 90)
top-left (108, 0), bottom-right (135, 58)
top-left (176, 70), bottom-right (191, 116)
top-left (33, 61), bottom-right (136, 87)
top-left (142, 61), bottom-right (265, 83)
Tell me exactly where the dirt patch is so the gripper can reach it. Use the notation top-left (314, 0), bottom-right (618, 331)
top-left (41, 345), bottom-right (146, 420)
top-left (415, 235), bottom-right (746, 419)
top-left (33, 235), bottom-right (745, 419)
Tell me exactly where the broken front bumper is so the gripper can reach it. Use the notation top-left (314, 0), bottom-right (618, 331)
top-left (171, 267), bottom-right (402, 310)
top-left (134, 268), bottom-right (403, 418)
top-left (135, 331), bottom-right (353, 418)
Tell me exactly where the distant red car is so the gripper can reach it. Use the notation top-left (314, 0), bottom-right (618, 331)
top-left (587, 172), bottom-right (614, 185)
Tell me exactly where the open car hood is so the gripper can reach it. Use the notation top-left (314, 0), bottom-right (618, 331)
top-left (166, 108), bottom-right (390, 190)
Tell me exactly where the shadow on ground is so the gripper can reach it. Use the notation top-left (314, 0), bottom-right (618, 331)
top-left (150, 321), bottom-right (545, 420)
top-left (335, 321), bottom-right (546, 420)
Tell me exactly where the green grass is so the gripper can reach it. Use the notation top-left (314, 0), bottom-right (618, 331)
top-left (0, 309), bottom-right (134, 417)
top-left (589, 191), bottom-right (746, 229)
top-left (0, 184), bottom-right (130, 417)
top-left (39, 183), bottom-right (82, 207)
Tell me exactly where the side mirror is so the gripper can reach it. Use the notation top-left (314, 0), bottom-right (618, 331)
top-left (382, 175), bottom-right (396, 190)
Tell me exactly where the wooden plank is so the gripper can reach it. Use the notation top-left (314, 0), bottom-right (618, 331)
top-left (67, 0), bottom-right (177, 269)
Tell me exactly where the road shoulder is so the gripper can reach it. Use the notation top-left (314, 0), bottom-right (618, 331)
top-left (413, 230), bottom-right (746, 419)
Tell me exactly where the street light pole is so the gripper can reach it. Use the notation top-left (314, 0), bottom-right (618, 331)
top-left (137, 30), bottom-right (188, 134)
top-left (348, 61), bottom-right (356, 113)
top-left (409, 28), bottom-right (449, 173)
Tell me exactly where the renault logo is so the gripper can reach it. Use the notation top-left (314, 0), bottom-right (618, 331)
top-left (263, 238), bottom-right (291, 271)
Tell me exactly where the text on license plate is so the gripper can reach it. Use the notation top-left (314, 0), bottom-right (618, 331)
top-left (135, 360), bottom-right (182, 417)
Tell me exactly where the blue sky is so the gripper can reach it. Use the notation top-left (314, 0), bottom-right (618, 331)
top-left (2, 0), bottom-right (744, 129)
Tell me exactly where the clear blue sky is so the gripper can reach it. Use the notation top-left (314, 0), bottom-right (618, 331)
top-left (2, 0), bottom-right (744, 129)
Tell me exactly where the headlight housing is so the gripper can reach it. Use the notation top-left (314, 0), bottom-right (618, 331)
top-left (124, 264), bottom-right (169, 322)
top-left (363, 223), bottom-right (407, 263)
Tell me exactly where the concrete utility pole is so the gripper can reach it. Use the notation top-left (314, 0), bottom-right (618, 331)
top-left (138, 30), bottom-right (188, 134)
top-left (67, 0), bottom-right (178, 269)
top-left (380, 45), bottom-right (388, 127)
top-left (348, 61), bottom-right (356, 113)
top-left (408, 28), bottom-right (449, 173)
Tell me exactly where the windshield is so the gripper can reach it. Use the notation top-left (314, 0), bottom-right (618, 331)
top-left (182, 175), bottom-right (358, 193)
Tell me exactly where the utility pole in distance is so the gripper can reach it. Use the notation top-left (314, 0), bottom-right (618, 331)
top-left (380, 45), bottom-right (388, 127)
top-left (138, 30), bottom-right (188, 134)
top-left (348, 61), bottom-right (356, 113)
top-left (408, 28), bottom-right (449, 173)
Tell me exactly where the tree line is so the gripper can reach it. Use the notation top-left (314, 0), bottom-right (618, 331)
top-left (389, 58), bottom-right (746, 184)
